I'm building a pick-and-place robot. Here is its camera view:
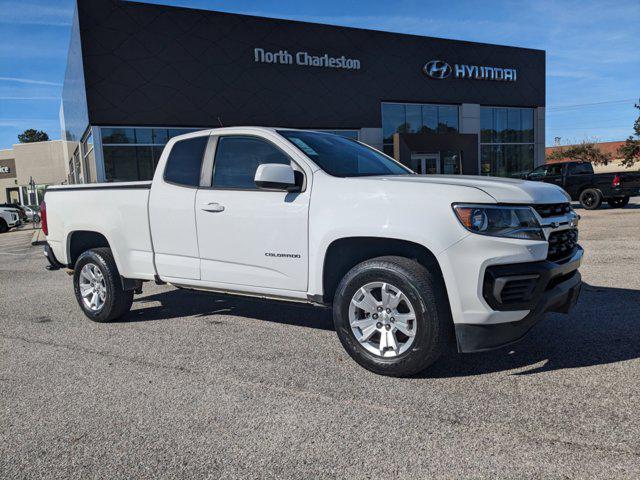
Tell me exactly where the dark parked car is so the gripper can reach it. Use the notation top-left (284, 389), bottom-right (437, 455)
top-left (525, 161), bottom-right (640, 210)
top-left (0, 203), bottom-right (26, 222)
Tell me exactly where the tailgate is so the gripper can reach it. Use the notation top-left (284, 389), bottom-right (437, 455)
top-left (620, 172), bottom-right (640, 191)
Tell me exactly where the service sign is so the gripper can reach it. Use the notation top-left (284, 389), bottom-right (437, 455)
top-left (254, 48), bottom-right (361, 71)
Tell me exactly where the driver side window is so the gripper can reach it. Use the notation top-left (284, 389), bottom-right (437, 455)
top-left (547, 164), bottom-right (563, 176)
top-left (212, 136), bottom-right (292, 190)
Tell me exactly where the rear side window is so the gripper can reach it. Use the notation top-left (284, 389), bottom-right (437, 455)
top-left (163, 136), bottom-right (208, 187)
top-left (569, 162), bottom-right (593, 175)
top-left (212, 136), bottom-right (291, 189)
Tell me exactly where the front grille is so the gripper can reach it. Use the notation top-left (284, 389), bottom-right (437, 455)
top-left (547, 228), bottom-right (578, 262)
top-left (534, 203), bottom-right (571, 218)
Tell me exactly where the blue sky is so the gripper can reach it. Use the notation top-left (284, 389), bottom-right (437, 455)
top-left (0, 0), bottom-right (638, 150)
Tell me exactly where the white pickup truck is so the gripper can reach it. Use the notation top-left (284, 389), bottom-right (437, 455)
top-left (43, 127), bottom-right (582, 376)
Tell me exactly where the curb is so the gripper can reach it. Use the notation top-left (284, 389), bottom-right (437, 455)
top-left (31, 229), bottom-right (46, 246)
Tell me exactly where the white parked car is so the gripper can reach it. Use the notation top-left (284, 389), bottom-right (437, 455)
top-left (42, 127), bottom-right (582, 376)
top-left (0, 207), bottom-right (20, 233)
top-left (24, 206), bottom-right (41, 223)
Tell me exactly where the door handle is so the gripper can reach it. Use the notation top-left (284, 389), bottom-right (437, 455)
top-left (202, 202), bottom-right (225, 212)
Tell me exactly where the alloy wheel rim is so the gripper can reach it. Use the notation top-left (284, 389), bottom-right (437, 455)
top-left (79, 263), bottom-right (107, 311)
top-left (348, 282), bottom-right (417, 358)
top-left (584, 193), bottom-right (595, 206)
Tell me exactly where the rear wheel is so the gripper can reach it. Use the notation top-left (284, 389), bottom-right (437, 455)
top-left (333, 256), bottom-right (450, 377)
top-left (33, 214), bottom-right (41, 223)
top-left (579, 188), bottom-right (602, 210)
top-left (608, 196), bottom-right (630, 208)
top-left (73, 248), bottom-right (133, 322)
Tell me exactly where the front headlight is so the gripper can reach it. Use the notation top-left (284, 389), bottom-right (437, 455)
top-left (453, 204), bottom-right (544, 241)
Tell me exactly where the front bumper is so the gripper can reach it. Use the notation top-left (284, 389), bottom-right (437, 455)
top-left (454, 247), bottom-right (583, 352)
top-left (7, 213), bottom-right (19, 227)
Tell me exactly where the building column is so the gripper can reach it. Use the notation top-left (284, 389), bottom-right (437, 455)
top-left (459, 104), bottom-right (481, 173)
top-left (92, 126), bottom-right (106, 183)
top-left (534, 107), bottom-right (545, 167)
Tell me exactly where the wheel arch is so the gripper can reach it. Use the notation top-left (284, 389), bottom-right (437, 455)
top-left (320, 236), bottom-right (449, 306)
top-left (66, 230), bottom-right (111, 268)
top-left (577, 184), bottom-right (601, 196)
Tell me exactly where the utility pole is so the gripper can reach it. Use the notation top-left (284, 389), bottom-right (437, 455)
top-left (28, 177), bottom-right (37, 229)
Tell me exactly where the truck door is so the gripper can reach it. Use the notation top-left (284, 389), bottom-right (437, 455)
top-left (542, 163), bottom-right (564, 187)
top-left (149, 135), bottom-right (209, 280)
top-left (195, 135), bottom-right (309, 291)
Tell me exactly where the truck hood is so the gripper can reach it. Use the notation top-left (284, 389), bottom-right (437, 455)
top-left (368, 175), bottom-right (571, 204)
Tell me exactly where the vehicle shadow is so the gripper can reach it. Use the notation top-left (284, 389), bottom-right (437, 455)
top-left (128, 287), bottom-right (334, 331)
top-left (424, 282), bottom-right (640, 377)
top-left (126, 282), bottom-right (639, 377)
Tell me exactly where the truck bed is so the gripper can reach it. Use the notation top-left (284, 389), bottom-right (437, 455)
top-left (567, 171), bottom-right (640, 200)
top-left (44, 182), bottom-right (156, 280)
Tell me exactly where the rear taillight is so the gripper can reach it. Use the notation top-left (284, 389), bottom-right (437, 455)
top-left (40, 200), bottom-right (48, 235)
top-left (612, 174), bottom-right (621, 188)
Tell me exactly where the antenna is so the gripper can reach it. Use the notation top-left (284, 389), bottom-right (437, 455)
top-left (217, 116), bottom-right (224, 127)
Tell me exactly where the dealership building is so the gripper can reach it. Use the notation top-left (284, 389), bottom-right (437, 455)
top-left (1, 141), bottom-right (74, 204)
top-left (61, 0), bottom-right (546, 183)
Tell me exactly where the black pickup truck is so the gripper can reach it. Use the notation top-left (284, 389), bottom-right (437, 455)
top-left (525, 161), bottom-right (640, 210)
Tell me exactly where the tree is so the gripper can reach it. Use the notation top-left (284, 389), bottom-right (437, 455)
top-left (617, 100), bottom-right (640, 168)
top-left (546, 141), bottom-right (612, 165)
top-left (17, 129), bottom-right (49, 143)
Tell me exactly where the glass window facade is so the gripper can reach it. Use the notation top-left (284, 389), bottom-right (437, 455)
top-left (314, 130), bottom-right (359, 140)
top-left (81, 130), bottom-right (94, 183)
top-left (20, 184), bottom-right (48, 205)
top-left (441, 151), bottom-right (462, 175)
top-left (480, 107), bottom-right (535, 178)
top-left (101, 127), bottom-right (201, 182)
top-left (381, 103), bottom-right (459, 156)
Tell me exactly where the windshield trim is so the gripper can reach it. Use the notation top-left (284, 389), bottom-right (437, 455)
top-left (277, 129), bottom-right (414, 178)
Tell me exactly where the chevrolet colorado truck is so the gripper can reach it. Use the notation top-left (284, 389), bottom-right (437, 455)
top-left (525, 161), bottom-right (640, 209)
top-left (42, 128), bottom-right (583, 376)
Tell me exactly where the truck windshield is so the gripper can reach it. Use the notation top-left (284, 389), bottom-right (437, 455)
top-left (279, 130), bottom-right (412, 177)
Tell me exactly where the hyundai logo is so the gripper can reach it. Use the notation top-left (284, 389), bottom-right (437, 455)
top-left (423, 60), bottom-right (452, 79)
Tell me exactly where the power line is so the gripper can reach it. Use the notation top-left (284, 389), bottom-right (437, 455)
top-left (549, 124), bottom-right (631, 131)
top-left (547, 98), bottom-right (637, 110)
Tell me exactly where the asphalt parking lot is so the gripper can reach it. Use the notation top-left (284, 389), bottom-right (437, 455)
top-left (1, 200), bottom-right (639, 479)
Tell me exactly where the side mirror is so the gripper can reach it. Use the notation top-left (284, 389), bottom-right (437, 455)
top-left (254, 163), bottom-right (299, 191)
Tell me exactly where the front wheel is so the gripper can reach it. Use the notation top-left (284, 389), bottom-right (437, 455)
top-left (579, 188), bottom-right (602, 210)
top-left (333, 256), bottom-right (451, 377)
top-left (33, 214), bottom-right (41, 223)
top-left (608, 196), bottom-right (630, 208)
top-left (0, 219), bottom-right (7, 233)
top-left (73, 248), bottom-right (133, 322)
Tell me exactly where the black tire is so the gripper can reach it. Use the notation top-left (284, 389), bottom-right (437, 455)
top-left (579, 188), bottom-right (602, 210)
top-left (33, 214), bottom-right (41, 223)
top-left (73, 248), bottom-right (133, 322)
top-left (0, 219), bottom-right (7, 233)
top-left (333, 256), bottom-right (451, 377)
top-left (607, 196), bottom-right (630, 208)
